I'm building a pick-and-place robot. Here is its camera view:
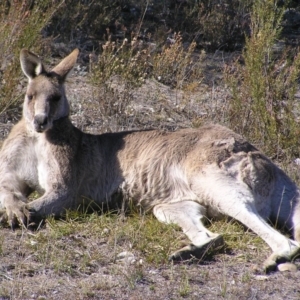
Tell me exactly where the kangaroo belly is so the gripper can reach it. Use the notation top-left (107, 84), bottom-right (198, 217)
top-left (120, 164), bottom-right (198, 210)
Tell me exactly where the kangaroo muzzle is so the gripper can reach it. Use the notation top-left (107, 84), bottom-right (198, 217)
top-left (34, 114), bottom-right (49, 132)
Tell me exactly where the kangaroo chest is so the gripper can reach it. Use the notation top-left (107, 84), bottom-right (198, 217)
top-left (35, 138), bottom-right (60, 191)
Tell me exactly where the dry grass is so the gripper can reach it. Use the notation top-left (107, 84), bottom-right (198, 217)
top-left (1, 211), bottom-right (286, 300)
top-left (0, 1), bottom-right (64, 114)
top-left (225, 1), bottom-right (300, 159)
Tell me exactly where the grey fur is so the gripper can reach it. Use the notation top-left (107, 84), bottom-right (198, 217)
top-left (0, 49), bottom-right (299, 272)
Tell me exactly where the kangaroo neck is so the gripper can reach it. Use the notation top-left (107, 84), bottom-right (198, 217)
top-left (44, 116), bottom-right (76, 144)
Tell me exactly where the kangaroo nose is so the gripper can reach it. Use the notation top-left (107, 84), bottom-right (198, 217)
top-left (34, 115), bottom-right (48, 129)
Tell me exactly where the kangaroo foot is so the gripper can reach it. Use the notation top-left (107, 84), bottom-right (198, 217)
top-left (169, 234), bottom-right (224, 261)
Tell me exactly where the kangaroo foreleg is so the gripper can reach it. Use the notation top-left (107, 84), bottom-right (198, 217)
top-left (28, 190), bottom-right (76, 220)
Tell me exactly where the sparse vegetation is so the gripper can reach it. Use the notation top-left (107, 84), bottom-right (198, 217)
top-left (226, 0), bottom-right (300, 159)
top-left (0, 0), bottom-right (64, 114)
top-left (1, 0), bottom-right (300, 299)
top-left (90, 32), bottom-right (205, 129)
top-left (0, 210), bottom-right (272, 299)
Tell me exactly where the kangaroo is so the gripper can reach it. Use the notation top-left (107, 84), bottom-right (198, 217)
top-left (0, 49), bottom-right (299, 273)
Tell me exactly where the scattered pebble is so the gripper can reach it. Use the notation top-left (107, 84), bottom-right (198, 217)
top-left (253, 275), bottom-right (269, 281)
top-left (294, 158), bottom-right (300, 165)
top-left (101, 228), bottom-right (110, 235)
top-left (30, 240), bottom-right (38, 246)
top-left (116, 251), bottom-right (136, 264)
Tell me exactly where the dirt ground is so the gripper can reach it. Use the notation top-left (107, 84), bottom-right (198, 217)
top-left (0, 219), bottom-right (300, 300)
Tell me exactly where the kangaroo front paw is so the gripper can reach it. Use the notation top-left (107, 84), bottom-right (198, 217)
top-left (0, 209), bottom-right (8, 225)
top-left (169, 234), bottom-right (224, 261)
top-left (3, 201), bottom-right (29, 230)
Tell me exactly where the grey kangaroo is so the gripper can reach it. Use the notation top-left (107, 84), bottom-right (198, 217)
top-left (0, 49), bottom-right (299, 272)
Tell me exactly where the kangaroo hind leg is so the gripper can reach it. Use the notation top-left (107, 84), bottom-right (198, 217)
top-left (196, 164), bottom-right (300, 272)
top-left (153, 201), bottom-right (224, 260)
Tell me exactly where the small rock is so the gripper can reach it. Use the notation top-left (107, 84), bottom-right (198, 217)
top-left (277, 262), bottom-right (298, 272)
top-left (101, 228), bottom-right (110, 235)
top-left (116, 251), bottom-right (136, 264)
top-left (117, 251), bottom-right (131, 259)
top-left (294, 158), bottom-right (300, 165)
top-left (254, 275), bottom-right (269, 281)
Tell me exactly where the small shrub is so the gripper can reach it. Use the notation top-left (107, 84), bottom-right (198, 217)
top-left (92, 32), bottom-right (204, 87)
top-left (225, 0), bottom-right (300, 159)
top-left (44, 0), bottom-right (255, 51)
top-left (188, 0), bottom-right (253, 50)
top-left (91, 36), bottom-right (150, 86)
top-left (152, 33), bottom-right (204, 89)
top-left (47, 0), bottom-right (123, 45)
top-left (0, 0), bottom-right (64, 114)
top-left (90, 33), bottom-right (204, 130)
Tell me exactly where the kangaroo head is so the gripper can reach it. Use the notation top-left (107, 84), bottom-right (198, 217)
top-left (20, 49), bottom-right (79, 133)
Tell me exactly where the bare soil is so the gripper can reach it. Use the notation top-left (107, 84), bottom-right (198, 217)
top-left (0, 225), bottom-right (300, 300)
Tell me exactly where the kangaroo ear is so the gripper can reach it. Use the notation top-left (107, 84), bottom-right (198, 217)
top-left (51, 49), bottom-right (79, 82)
top-left (20, 49), bottom-right (46, 80)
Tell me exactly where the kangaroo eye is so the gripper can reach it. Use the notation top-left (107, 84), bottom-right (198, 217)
top-left (27, 95), bottom-right (33, 101)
